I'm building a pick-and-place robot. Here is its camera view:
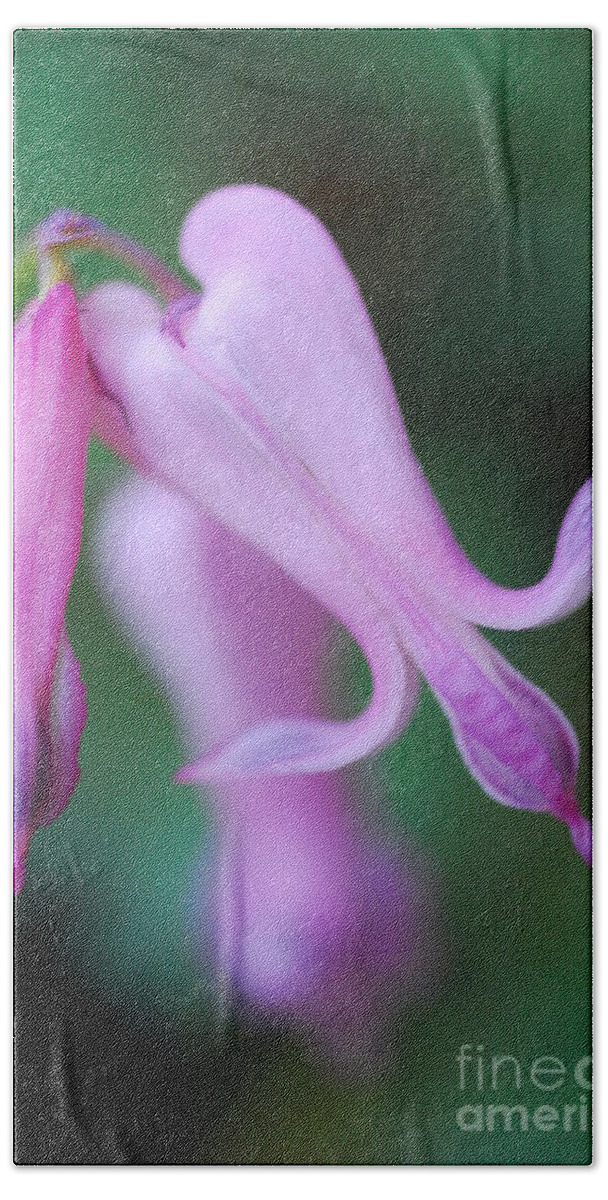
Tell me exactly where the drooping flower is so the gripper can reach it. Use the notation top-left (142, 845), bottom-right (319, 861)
top-left (94, 476), bottom-right (431, 1060)
top-left (13, 221), bottom-right (193, 892)
top-left (40, 186), bottom-right (591, 862)
top-left (13, 280), bottom-right (92, 890)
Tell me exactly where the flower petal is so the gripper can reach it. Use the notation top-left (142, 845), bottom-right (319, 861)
top-left (13, 631), bottom-right (87, 891)
top-left (13, 282), bottom-right (93, 890)
top-left (14, 283), bottom-right (91, 695)
top-left (82, 282), bottom-right (417, 770)
top-left (420, 477), bottom-right (592, 631)
top-left (46, 632), bottom-right (88, 823)
top-left (179, 183), bottom-right (591, 633)
top-left (94, 476), bottom-right (428, 1056)
top-left (396, 603), bottom-right (590, 863)
top-left (193, 785), bottom-right (427, 1062)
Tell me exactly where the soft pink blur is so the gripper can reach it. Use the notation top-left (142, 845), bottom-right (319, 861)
top-left (95, 477), bottom-right (434, 1062)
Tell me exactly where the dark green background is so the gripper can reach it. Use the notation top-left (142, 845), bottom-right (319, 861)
top-left (14, 29), bottom-right (591, 1164)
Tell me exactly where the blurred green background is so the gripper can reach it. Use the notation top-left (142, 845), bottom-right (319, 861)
top-left (14, 29), bottom-right (591, 1164)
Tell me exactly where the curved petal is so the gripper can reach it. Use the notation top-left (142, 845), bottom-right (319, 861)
top-left (82, 283), bottom-right (417, 769)
top-left (395, 603), bottom-right (590, 863)
top-left (174, 690), bottom-right (418, 781)
top-left (178, 183), bottom-right (590, 632)
top-left (424, 477), bottom-right (592, 631)
top-left (92, 474), bottom-right (416, 781)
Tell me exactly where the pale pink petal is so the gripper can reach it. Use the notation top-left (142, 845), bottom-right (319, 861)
top-left (81, 282), bottom-right (416, 771)
top-left (178, 184), bottom-right (591, 633)
top-left (424, 477), bottom-right (592, 631)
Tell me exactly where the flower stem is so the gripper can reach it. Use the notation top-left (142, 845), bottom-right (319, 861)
top-left (37, 247), bottom-right (75, 294)
top-left (31, 209), bottom-right (190, 303)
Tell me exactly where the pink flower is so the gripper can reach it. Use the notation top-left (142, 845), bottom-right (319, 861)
top-left (94, 477), bottom-right (431, 1061)
top-left (13, 282), bottom-right (92, 890)
top-left (77, 185), bottom-right (591, 863)
top-left (12, 214), bottom-right (184, 892)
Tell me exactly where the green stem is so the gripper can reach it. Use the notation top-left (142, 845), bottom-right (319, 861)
top-left (30, 208), bottom-right (191, 303)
